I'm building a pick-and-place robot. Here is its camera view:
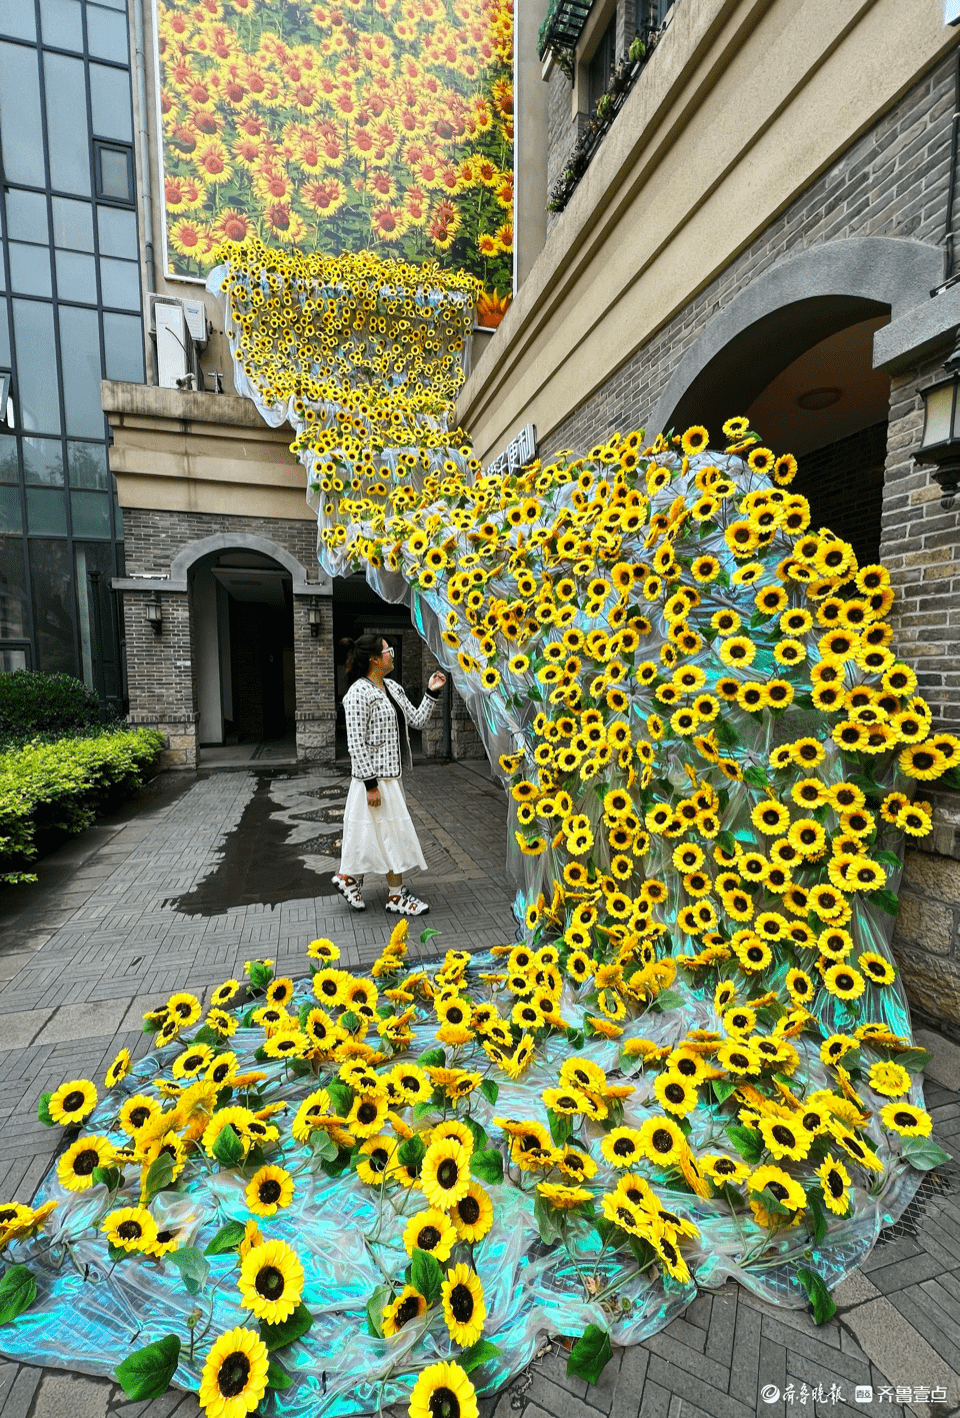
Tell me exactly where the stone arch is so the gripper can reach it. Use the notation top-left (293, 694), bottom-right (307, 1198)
top-left (168, 532), bottom-right (326, 594)
top-left (650, 237), bottom-right (944, 437)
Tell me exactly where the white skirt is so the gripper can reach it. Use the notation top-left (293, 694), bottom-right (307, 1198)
top-left (339, 776), bottom-right (427, 877)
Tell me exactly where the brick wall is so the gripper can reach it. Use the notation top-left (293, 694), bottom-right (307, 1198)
top-left (546, 66), bottom-right (577, 231)
top-left (122, 508), bottom-right (321, 579)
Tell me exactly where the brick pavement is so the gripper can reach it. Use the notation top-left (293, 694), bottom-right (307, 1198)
top-left (0, 763), bottom-right (957, 1418)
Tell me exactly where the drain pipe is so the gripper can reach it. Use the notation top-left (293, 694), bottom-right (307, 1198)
top-left (133, 0), bottom-right (157, 378)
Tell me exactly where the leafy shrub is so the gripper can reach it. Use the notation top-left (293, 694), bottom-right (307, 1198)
top-left (0, 729), bottom-right (164, 883)
top-left (0, 671), bottom-right (107, 739)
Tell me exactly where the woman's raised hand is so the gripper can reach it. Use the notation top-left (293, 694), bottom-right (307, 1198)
top-left (429, 672), bottom-right (446, 691)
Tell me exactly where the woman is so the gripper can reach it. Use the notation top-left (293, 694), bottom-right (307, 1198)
top-left (333, 633), bottom-right (446, 917)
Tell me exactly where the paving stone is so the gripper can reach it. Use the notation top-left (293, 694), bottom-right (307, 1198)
top-left (34, 1372), bottom-right (111, 1418)
top-left (0, 1009), bottom-right (55, 1050)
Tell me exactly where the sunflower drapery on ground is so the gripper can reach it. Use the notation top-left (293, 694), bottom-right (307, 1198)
top-left (0, 243), bottom-right (952, 1414)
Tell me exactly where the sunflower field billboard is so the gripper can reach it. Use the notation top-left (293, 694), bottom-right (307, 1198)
top-left (156, 0), bottom-right (514, 320)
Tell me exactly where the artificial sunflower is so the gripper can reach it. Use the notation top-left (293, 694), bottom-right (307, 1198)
top-left (49, 1078), bottom-right (98, 1126)
top-left (104, 1049), bottom-right (131, 1089)
top-left (199, 1327), bottom-right (270, 1418)
top-left (382, 1285), bottom-right (427, 1336)
top-left (245, 1165), bottom-right (295, 1216)
top-left (408, 1362), bottom-right (479, 1418)
top-left (421, 1137), bottom-right (471, 1209)
top-left (449, 1182), bottom-right (494, 1241)
top-left (403, 1207), bottom-right (458, 1262)
top-left (441, 1263), bottom-right (487, 1346)
top-left (58, 1135), bottom-right (114, 1192)
top-left (102, 1205), bottom-right (158, 1254)
top-left (238, 1238), bottom-right (305, 1324)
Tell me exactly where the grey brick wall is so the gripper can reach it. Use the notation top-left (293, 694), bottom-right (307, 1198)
top-left (546, 65), bottom-right (576, 231)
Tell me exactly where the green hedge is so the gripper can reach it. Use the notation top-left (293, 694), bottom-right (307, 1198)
top-left (0, 729), bottom-right (164, 883)
top-left (0, 671), bottom-right (109, 742)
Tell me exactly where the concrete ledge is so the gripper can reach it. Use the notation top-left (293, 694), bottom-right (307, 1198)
top-left (874, 285), bottom-right (960, 373)
top-left (102, 379), bottom-right (270, 429)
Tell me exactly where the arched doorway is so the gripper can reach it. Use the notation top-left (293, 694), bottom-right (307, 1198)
top-left (192, 548), bottom-right (296, 751)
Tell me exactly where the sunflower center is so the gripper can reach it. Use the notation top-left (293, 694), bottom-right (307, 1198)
top-left (613, 1137), bottom-right (635, 1157)
top-left (714, 1159), bottom-right (736, 1175)
top-left (395, 1294), bottom-right (421, 1327)
top-left (768, 1181), bottom-right (788, 1201)
top-left (771, 1126), bottom-right (795, 1146)
top-left (665, 1083), bottom-right (685, 1104)
top-left (218, 1353), bottom-right (251, 1399)
top-left (651, 1129), bottom-right (673, 1154)
top-left (418, 1225), bottom-right (442, 1250)
top-left (437, 1159), bottom-right (459, 1190)
top-left (259, 1179), bottom-right (282, 1203)
top-left (117, 1220), bottom-right (143, 1240)
top-left (450, 1282), bottom-right (474, 1323)
top-left (357, 1102), bottom-right (378, 1124)
top-left (73, 1148), bottom-right (99, 1176)
top-left (129, 1107), bottom-right (150, 1128)
top-left (894, 1111), bottom-right (915, 1127)
top-left (255, 1265), bottom-right (285, 1300)
top-left (827, 1170), bottom-right (844, 1198)
top-left (427, 1386), bottom-right (461, 1418)
top-left (63, 1090), bottom-right (85, 1113)
top-left (447, 1007), bottom-right (463, 1024)
top-left (458, 1195), bottom-right (480, 1224)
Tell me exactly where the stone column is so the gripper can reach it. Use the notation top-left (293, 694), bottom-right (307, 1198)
top-left (124, 587), bottom-right (199, 769)
top-left (293, 592), bottom-right (336, 761)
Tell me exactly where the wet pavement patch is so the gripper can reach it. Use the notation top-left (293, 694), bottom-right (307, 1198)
top-left (170, 770), bottom-right (346, 916)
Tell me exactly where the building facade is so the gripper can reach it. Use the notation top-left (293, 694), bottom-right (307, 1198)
top-left (458, 0), bottom-right (960, 1029)
top-left (0, 0), bottom-right (143, 710)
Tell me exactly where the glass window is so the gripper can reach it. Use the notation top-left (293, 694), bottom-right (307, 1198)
top-left (0, 305), bottom-right (9, 368)
top-left (9, 243), bottom-right (53, 298)
top-left (0, 535), bottom-right (28, 637)
top-left (68, 440), bottom-right (108, 489)
top-left (0, 0), bottom-right (36, 40)
top-left (29, 537), bottom-right (77, 674)
top-left (89, 62), bottom-right (131, 142)
top-left (0, 43), bottom-right (45, 187)
top-left (97, 204), bottom-right (137, 257)
top-left (57, 304), bottom-right (104, 437)
top-left (102, 311), bottom-right (143, 382)
top-left (94, 141), bottom-right (134, 203)
top-left (26, 486), bottom-right (66, 535)
top-left (99, 256), bottom-right (139, 309)
top-left (0, 432), bottom-right (16, 481)
top-left (6, 190), bottom-right (48, 244)
top-left (56, 249), bottom-right (97, 303)
top-left (0, 485), bottom-right (21, 533)
top-left (71, 490), bottom-right (110, 537)
top-left (52, 197), bottom-right (94, 251)
top-left (23, 436), bottom-right (64, 486)
top-left (0, 647), bottom-right (27, 671)
top-left (588, 18), bottom-right (616, 112)
top-left (40, 0), bottom-right (83, 51)
top-left (86, 5), bottom-right (128, 61)
top-left (44, 52), bottom-right (90, 195)
top-left (13, 300), bottom-right (61, 433)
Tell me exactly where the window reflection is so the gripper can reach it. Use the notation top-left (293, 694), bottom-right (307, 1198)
top-left (23, 437), bottom-right (64, 487)
top-left (44, 53), bottom-right (90, 196)
top-left (0, 486), bottom-right (21, 533)
top-left (100, 256), bottom-right (141, 310)
top-left (13, 300), bottom-right (61, 434)
top-left (26, 486), bottom-right (67, 535)
top-left (29, 536), bottom-right (76, 674)
top-left (0, 43), bottom-right (44, 187)
top-left (0, 435), bottom-right (17, 483)
top-left (86, 5), bottom-right (128, 61)
top-left (40, 0), bottom-right (83, 51)
top-left (56, 249), bottom-right (98, 304)
top-left (102, 312), bottom-right (144, 382)
top-left (90, 63), bottom-right (132, 142)
top-left (0, 536), bottom-right (28, 638)
top-left (5, 190), bottom-right (48, 245)
top-left (58, 305), bottom-right (104, 438)
top-left (52, 198), bottom-right (95, 252)
top-left (67, 441), bottom-right (108, 490)
top-left (9, 242), bottom-right (53, 298)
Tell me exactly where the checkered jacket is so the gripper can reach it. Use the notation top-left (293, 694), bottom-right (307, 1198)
top-left (343, 676), bottom-right (440, 787)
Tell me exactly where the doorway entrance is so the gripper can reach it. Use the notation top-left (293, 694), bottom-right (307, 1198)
top-left (193, 550), bottom-right (296, 753)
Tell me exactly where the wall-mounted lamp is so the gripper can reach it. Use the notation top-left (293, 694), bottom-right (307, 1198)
top-left (309, 605), bottom-right (322, 638)
top-left (146, 593), bottom-right (163, 635)
top-left (916, 339), bottom-right (960, 509)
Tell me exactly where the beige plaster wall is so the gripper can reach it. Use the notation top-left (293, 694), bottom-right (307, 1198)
top-left (103, 380), bottom-right (312, 520)
top-left (458, 0), bottom-right (958, 462)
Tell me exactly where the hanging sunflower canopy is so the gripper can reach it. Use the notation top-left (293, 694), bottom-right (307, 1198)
top-left (0, 244), bottom-right (952, 1418)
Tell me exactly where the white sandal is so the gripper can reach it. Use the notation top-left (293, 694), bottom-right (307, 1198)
top-left (333, 873), bottom-right (365, 910)
top-left (385, 886), bottom-right (429, 916)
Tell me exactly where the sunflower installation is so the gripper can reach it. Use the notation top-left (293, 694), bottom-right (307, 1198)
top-left (0, 241), bottom-right (951, 1418)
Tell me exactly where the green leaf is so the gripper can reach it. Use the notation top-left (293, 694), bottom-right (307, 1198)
top-left (310, 1128), bottom-right (338, 1162)
top-left (366, 1285), bottom-right (390, 1338)
top-left (902, 1135), bottom-right (953, 1171)
top-left (248, 962), bottom-right (273, 992)
top-left (651, 987), bottom-right (684, 1012)
top-left (190, 1025), bottom-right (219, 1047)
top-left (547, 1107), bottom-right (572, 1147)
top-left (417, 1047), bottom-right (446, 1070)
top-left (326, 1080), bottom-right (354, 1116)
top-left (894, 1048), bottom-right (929, 1074)
top-left (411, 1247), bottom-right (443, 1305)
top-left (266, 1360), bottom-right (292, 1391)
top-left (480, 1078), bottom-right (499, 1106)
top-left (567, 1324), bottom-right (613, 1385)
top-left (0, 1266), bottom-right (35, 1326)
top-left (37, 1093), bottom-right (54, 1127)
top-left (168, 1246), bottom-right (209, 1295)
top-left (114, 1334), bottom-right (181, 1401)
top-left (144, 1151), bottom-right (176, 1202)
top-left (533, 1192), bottom-right (564, 1246)
top-left (716, 830), bottom-right (736, 855)
top-left (459, 1337), bottom-right (504, 1374)
top-left (398, 1134), bottom-right (426, 1169)
top-left (566, 1028), bottom-right (585, 1050)
top-left (204, 1220), bottom-right (246, 1256)
top-left (797, 1266), bottom-right (836, 1326)
top-left (753, 1185), bottom-right (792, 1218)
top-left (419, 927), bottom-right (441, 944)
top-left (470, 1148), bottom-right (504, 1184)
top-left (712, 1079), bottom-right (738, 1104)
top-left (466, 1117), bottom-right (488, 1153)
top-left (724, 1123), bottom-right (764, 1165)
top-left (867, 888), bottom-right (900, 917)
top-left (874, 850), bottom-right (901, 870)
top-left (742, 766), bottom-right (768, 788)
top-left (212, 1124), bottom-right (245, 1169)
top-left (260, 1303), bottom-right (313, 1351)
top-left (628, 1234), bottom-right (658, 1269)
top-left (320, 1147), bottom-right (353, 1178)
top-left (340, 1010), bottom-right (360, 1033)
top-left (92, 1166), bottom-right (122, 1192)
top-left (807, 1187), bottom-right (828, 1244)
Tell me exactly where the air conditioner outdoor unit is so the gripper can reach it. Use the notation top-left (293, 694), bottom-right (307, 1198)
top-left (154, 300), bottom-right (192, 389)
top-left (181, 297), bottom-right (209, 348)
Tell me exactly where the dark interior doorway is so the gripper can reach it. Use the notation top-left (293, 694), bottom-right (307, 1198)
top-left (228, 595), bottom-right (294, 742)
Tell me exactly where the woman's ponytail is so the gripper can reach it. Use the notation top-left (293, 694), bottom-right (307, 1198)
top-left (342, 633), bottom-right (385, 685)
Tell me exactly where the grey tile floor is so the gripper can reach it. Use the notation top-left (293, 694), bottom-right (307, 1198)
top-left (0, 761), bottom-right (957, 1418)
